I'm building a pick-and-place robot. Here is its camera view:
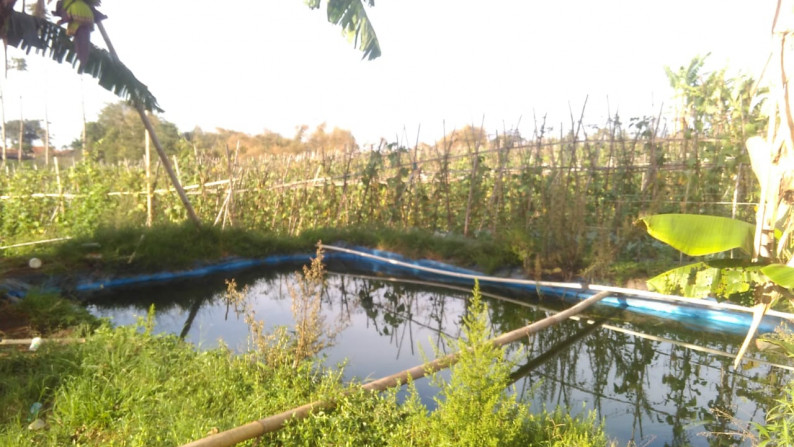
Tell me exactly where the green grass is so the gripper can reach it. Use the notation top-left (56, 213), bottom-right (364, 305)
top-left (1, 223), bottom-right (522, 278)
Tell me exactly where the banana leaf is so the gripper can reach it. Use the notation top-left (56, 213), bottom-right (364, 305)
top-left (637, 214), bottom-right (754, 256)
top-left (3, 10), bottom-right (162, 112)
top-left (647, 261), bottom-right (763, 299)
top-left (761, 264), bottom-right (794, 290)
top-left (306, 0), bottom-right (381, 60)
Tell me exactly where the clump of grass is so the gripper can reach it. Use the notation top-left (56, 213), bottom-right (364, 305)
top-left (13, 292), bottom-right (100, 335)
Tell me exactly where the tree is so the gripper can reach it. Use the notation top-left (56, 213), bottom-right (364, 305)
top-left (4, 119), bottom-right (42, 154)
top-left (664, 54), bottom-right (765, 139)
top-left (86, 102), bottom-right (181, 163)
top-left (306, 123), bottom-right (357, 155)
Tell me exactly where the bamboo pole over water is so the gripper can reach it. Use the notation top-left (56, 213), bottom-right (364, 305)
top-left (180, 290), bottom-right (611, 447)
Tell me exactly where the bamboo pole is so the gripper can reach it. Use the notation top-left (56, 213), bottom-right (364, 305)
top-left (145, 129), bottom-right (153, 227)
top-left (17, 96), bottom-right (22, 162)
top-left (1, 87), bottom-right (6, 164)
top-left (95, 22), bottom-right (200, 226)
top-left (54, 156), bottom-right (64, 217)
top-left (181, 290), bottom-right (611, 447)
top-left (0, 337), bottom-right (85, 346)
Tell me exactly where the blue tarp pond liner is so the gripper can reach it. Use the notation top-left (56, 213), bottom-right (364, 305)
top-left (5, 244), bottom-right (793, 336)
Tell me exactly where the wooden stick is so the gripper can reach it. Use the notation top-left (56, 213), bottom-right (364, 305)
top-left (0, 337), bottom-right (86, 346)
top-left (54, 156), bottom-right (64, 217)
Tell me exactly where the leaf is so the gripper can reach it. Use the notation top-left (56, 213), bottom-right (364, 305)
top-left (648, 262), bottom-right (716, 298)
top-left (647, 261), bottom-right (763, 298)
top-left (637, 214), bottom-right (755, 256)
top-left (3, 10), bottom-right (162, 112)
top-left (324, 0), bottom-right (381, 60)
top-left (761, 264), bottom-right (794, 289)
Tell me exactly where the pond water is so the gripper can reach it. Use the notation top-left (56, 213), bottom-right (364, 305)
top-left (85, 266), bottom-right (792, 447)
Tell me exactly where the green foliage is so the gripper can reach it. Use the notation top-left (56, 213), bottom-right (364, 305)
top-left (3, 119), bottom-right (43, 154)
top-left (665, 54), bottom-right (766, 139)
top-left (274, 282), bottom-right (609, 447)
top-left (2, 10), bottom-right (162, 112)
top-left (0, 62), bottom-right (770, 281)
top-left (0, 315), bottom-right (339, 445)
top-left (427, 283), bottom-right (526, 446)
top-left (761, 264), bottom-right (794, 290)
top-left (645, 261), bottom-right (761, 304)
top-left (756, 331), bottom-right (794, 446)
top-left (86, 103), bottom-right (181, 163)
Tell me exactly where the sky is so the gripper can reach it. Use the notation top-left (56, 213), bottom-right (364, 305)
top-left (0, 0), bottom-right (778, 149)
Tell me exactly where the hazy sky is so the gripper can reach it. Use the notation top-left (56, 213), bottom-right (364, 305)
top-left (1, 0), bottom-right (776, 148)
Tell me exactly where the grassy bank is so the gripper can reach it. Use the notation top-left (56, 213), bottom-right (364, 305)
top-left (1, 223), bottom-right (668, 289)
top-left (0, 289), bottom-right (611, 446)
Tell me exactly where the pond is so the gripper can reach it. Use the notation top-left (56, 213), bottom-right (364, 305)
top-left (85, 265), bottom-right (791, 447)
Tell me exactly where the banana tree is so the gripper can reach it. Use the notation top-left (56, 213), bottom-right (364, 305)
top-left (639, 2), bottom-right (794, 365)
top-left (638, 210), bottom-right (792, 367)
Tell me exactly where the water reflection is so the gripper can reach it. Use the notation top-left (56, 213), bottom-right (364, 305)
top-left (86, 270), bottom-right (791, 447)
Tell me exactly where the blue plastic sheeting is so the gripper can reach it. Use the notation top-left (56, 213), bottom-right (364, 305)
top-left (5, 245), bottom-right (791, 336)
top-left (328, 246), bottom-right (793, 336)
top-left (74, 254), bottom-right (317, 292)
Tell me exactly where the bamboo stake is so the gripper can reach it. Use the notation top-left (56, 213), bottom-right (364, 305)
top-left (54, 156), bottom-right (64, 217)
top-left (44, 101), bottom-right (50, 166)
top-left (0, 337), bottom-right (85, 346)
top-left (181, 290), bottom-right (611, 447)
top-left (17, 96), bottom-right (22, 162)
top-left (95, 22), bottom-right (200, 226)
top-left (1, 87), bottom-right (6, 164)
top-left (145, 130), bottom-right (153, 227)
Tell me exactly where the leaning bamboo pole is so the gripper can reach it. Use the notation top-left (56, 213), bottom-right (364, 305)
top-left (180, 290), bottom-right (611, 447)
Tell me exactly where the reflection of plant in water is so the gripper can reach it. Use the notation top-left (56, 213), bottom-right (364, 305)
top-left (381, 289), bottom-right (408, 335)
top-left (756, 329), bottom-right (794, 446)
top-left (698, 357), bottom-right (747, 447)
top-left (223, 278), bottom-right (249, 320)
top-left (661, 347), bottom-right (699, 446)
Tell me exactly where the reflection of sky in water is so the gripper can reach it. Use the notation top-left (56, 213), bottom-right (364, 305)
top-left (87, 271), bottom-right (790, 447)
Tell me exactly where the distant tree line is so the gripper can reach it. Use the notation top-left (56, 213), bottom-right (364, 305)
top-left (75, 103), bottom-right (360, 164)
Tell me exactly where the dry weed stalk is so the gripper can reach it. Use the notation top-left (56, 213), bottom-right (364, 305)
top-left (288, 243), bottom-right (343, 367)
top-left (230, 243), bottom-right (343, 369)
